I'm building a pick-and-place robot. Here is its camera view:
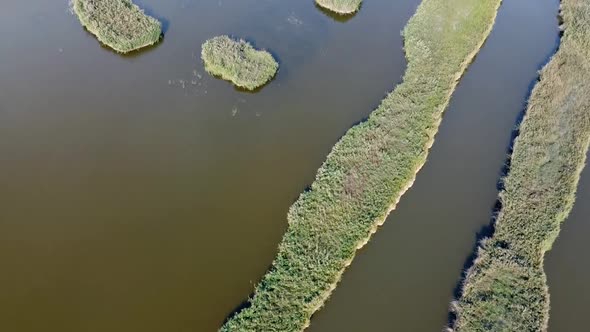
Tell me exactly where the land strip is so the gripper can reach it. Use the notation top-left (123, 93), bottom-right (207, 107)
top-left (449, 0), bottom-right (590, 330)
top-left (220, 0), bottom-right (502, 330)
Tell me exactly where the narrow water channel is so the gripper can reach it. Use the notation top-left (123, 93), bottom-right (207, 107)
top-left (546, 150), bottom-right (590, 332)
top-left (306, 0), bottom-right (560, 330)
top-left (0, 0), bottom-right (416, 331)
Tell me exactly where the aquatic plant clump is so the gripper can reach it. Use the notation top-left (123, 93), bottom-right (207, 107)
top-left (220, 0), bottom-right (502, 330)
top-left (201, 36), bottom-right (278, 90)
top-left (72, 0), bottom-right (162, 53)
top-left (315, 0), bottom-right (362, 14)
top-left (449, 0), bottom-right (590, 331)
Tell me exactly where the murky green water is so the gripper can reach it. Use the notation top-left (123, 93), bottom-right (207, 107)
top-left (0, 0), bottom-right (416, 331)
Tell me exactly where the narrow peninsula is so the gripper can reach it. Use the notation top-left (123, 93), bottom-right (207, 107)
top-left (72, 0), bottom-right (162, 54)
top-left (220, 0), bottom-right (502, 330)
top-left (201, 36), bottom-right (278, 91)
top-left (449, 0), bottom-right (590, 330)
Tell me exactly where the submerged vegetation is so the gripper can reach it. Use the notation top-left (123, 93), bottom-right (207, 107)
top-left (449, 0), bottom-right (590, 331)
top-left (315, 0), bottom-right (362, 15)
top-left (201, 36), bottom-right (278, 91)
top-left (220, 0), bottom-right (501, 330)
top-left (72, 0), bottom-right (162, 53)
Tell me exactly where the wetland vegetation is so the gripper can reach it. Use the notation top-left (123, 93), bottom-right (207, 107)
top-left (315, 0), bottom-right (362, 15)
top-left (72, 0), bottom-right (162, 53)
top-left (220, 0), bottom-right (502, 330)
top-left (449, 0), bottom-right (590, 330)
top-left (201, 36), bottom-right (279, 91)
top-left (6, 0), bottom-right (589, 331)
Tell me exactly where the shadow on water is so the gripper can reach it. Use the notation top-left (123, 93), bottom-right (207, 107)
top-left (233, 79), bottom-right (274, 94)
top-left (239, 36), bottom-right (284, 67)
top-left (221, 262), bottom-right (276, 324)
top-left (220, 62), bottom-right (402, 327)
top-left (445, 79), bottom-right (538, 326)
top-left (134, 0), bottom-right (170, 34)
top-left (204, 65), bottom-right (278, 94)
top-left (216, 35), bottom-right (283, 93)
top-left (446, 8), bottom-right (563, 328)
top-left (79, 25), bottom-right (164, 58)
top-left (314, 3), bottom-right (360, 23)
top-left (77, 0), bottom-right (169, 57)
top-left (222, 295), bottom-right (254, 325)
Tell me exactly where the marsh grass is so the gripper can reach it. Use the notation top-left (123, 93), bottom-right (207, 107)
top-left (315, 0), bottom-right (362, 15)
top-left (314, 3), bottom-right (358, 22)
top-left (72, 0), bottom-right (162, 54)
top-left (220, 0), bottom-right (502, 330)
top-left (201, 36), bottom-right (278, 91)
top-left (449, 0), bottom-right (590, 330)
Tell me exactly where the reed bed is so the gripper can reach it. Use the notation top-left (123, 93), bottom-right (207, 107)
top-left (449, 0), bottom-right (590, 330)
top-left (72, 0), bottom-right (161, 53)
top-left (201, 36), bottom-right (278, 91)
top-left (220, 0), bottom-right (502, 330)
top-left (315, 0), bottom-right (362, 15)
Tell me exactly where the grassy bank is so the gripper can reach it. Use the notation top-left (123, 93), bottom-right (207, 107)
top-left (201, 36), bottom-right (278, 91)
top-left (315, 0), bottom-right (362, 15)
top-left (449, 0), bottom-right (590, 331)
top-left (72, 0), bottom-right (161, 53)
top-left (220, 0), bottom-right (501, 330)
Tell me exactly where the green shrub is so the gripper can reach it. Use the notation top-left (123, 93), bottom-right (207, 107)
top-left (201, 36), bottom-right (278, 91)
top-left (450, 0), bottom-right (590, 330)
top-left (220, 0), bottom-right (502, 330)
top-left (72, 0), bottom-right (162, 53)
top-left (315, 0), bottom-right (362, 15)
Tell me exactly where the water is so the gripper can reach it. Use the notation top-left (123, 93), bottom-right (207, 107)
top-left (546, 151), bottom-right (590, 332)
top-left (0, 0), bottom-right (570, 331)
top-left (306, 0), bottom-right (560, 330)
top-left (0, 0), bottom-right (417, 331)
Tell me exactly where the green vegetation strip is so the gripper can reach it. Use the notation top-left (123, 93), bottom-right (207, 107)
top-left (202, 36), bottom-right (278, 91)
top-left (449, 0), bottom-right (590, 331)
top-left (315, 0), bottom-right (362, 15)
top-left (72, 0), bottom-right (161, 53)
top-left (221, 0), bottom-right (501, 330)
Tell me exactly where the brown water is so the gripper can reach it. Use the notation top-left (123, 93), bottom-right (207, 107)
top-left (1, 0), bottom-right (571, 331)
top-left (546, 151), bottom-right (590, 332)
top-left (0, 0), bottom-right (421, 331)
top-left (306, 0), bottom-right (560, 331)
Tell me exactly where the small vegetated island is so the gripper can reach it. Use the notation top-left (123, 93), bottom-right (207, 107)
top-left (72, 0), bottom-right (162, 53)
top-left (315, 0), bottom-right (362, 15)
top-left (449, 0), bottom-right (590, 331)
top-left (201, 36), bottom-right (278, 91)
top-left (220, 0), bottom-right (501, 330)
